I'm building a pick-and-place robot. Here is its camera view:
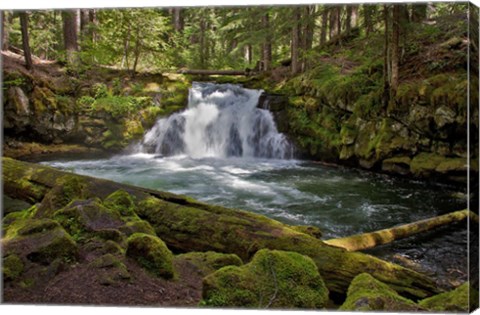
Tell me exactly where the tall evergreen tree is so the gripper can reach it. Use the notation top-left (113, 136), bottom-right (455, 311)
top-left (19, 12), bottom-right (33, 70)
top-left (62, 9), bottom-right (79, 67)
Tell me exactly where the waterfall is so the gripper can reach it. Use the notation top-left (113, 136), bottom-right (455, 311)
top-left (141, 82), bottom-right (293, 159)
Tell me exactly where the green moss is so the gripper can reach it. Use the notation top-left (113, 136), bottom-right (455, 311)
top-left (202, 249), bottom-right (329, 309)
top-left (419, 282), bottom-right (477, 312)
top-left (339, 273), bottom-right (422, 311)
top-left (410, 153), bottom-right (466, 176)
top-left (3, 254), bottom-right (24, 281)
top-left (176, 251), bottom-right (243, 277)
top-left (289, 225), bottom-right (323, 239)
top-left (103, 190), bottom-right (136, 216)
top-left (126, 233), bottom-right (175, 279)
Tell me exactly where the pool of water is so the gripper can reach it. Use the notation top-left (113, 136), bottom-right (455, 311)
top-left (42, 153), bottom-right (468, 288)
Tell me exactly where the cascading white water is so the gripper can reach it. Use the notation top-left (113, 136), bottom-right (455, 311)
top-left (141, 82), bottom-right (293, 159)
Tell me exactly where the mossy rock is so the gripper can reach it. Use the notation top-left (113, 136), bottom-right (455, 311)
top-left (419, 282), bottom-right (478, 312)
top-left (202, 249), bottom-right (329, 309)
top-left (3, 254), bottom-right (24, 281)
top-left (410, 153), bottom-right (446, 177)
top-left (119, 219), bottom-right (156, 237)
top-left (103, 190), bottom-right (136, 216)
top-left (54, 198), bottom-right (124, 238)
top-left (289, 225), bottom-right (323, 239)
top-left (175, 251), bottom-right (243, 277)
top-left (339, 273), bottom-right (423, 311)
top-left (126, 233), bottom-right (175, 279)
top-left (381, 156), bottom-right (412, 175)
top-left (91, 254), bottom-right (131, 285)
top-left (3, 195), bottom-right (34, 216)
top-left (4, 221), bottom-right (78, 265)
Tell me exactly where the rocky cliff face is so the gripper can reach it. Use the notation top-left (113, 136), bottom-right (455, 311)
top-left (2, 52), bottom-right (189, 154)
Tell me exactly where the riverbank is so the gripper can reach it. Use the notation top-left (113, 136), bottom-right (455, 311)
top-left (2, 157), bottom-right (476, 311)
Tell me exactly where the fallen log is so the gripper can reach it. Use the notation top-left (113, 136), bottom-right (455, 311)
top-left (324, 209), bottom-right (473, 252)
top-left (177, 69), bottom-right (252, 76)
top-left (2, 157), bottom-right (441, 299)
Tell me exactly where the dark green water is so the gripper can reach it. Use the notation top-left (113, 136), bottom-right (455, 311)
top-left (42, 153), bottom-right (468, 288)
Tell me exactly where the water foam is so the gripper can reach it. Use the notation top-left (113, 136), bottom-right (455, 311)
top-left (141, 82), bottom-right (293, 159)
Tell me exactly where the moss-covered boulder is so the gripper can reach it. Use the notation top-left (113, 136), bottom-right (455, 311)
top-left (175, 251), bottom-right (243, 277)
top-left (419, 282), bottom-right (478, 312)
top-left (289, 225), bottom-right (323, 239)
top-left (126, 233), bottom-right (175, 279)
top-left (202, 249), bottom-right (329, 309)
top-left (53, 198), bottom-right (124, 241)
top-left (3, 254), bottom-right (24, 281)
top-left (3, 218), bottom-right (78, 265)
top-left (103, 190), bottom-right (136, 216)
top-left (339, 273), bottom-right (423, 311)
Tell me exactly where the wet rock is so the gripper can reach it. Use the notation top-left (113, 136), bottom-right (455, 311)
top-left (381, 156), bottom-right (411, 175)
top-left (202, 249), bottom-right (329, 308)
top-left (289, 225), bottom-right (323, 239)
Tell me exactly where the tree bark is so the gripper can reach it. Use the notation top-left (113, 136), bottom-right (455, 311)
top-left (364, 5), bottom-right (375, 37)
top-left (391, 4), bottom-right (400, 95)
top-left (199, 17), bottom-right (206, 69)
top-left (320, 7), bottom-right (328, 46)
top-left (325, 209), bottom-right (473, 251)
top-left (19, 12), bottom-right (33, 71)
top-left (382, 5), bottom-right (390, 108)
top-left (2, 157), bottom-right (442, 299)
top-left (1, 11), bottom-right (8, 51)
top-left (291, 7), bottom-right (301, 75)
top-left (302, 5), bottom-right (315, 72)
top-left (173, 8), bottom-right (184, 32)
top-left (346, 5), bottom-right (352, 34)
top-left (244, 44), bottom-right (252, 65)
top-left (261, 13), bottom-right (272, 71)
top-left (132, 26), bottom-right (141, 76)
top-left (351, 5), bottom-right (359, 28)
top-left (88, 9), bottom-right (97, 43)
top-left (62, 10), bottom-right (79, 68)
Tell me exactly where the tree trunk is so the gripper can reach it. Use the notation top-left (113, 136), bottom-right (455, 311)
top-left (19, 12), bottom-right (33, 71)
top-left (89, 9), bottom-right (97, 43)
top-left (300, 6), bottom-right (314, 72)
top-left (121, 22), bottom-right (131, 71)
top-left (80, 9), bottom-right (89, 35)
top-left (1, 11), bottom-right (8, 51)
top-left (199, 17), bottom-right (206, 68)
top-left (62, 10), bottom-right (79, 68)
top-left (132, 26), bottom-right (141, 76)
top-left (364, 5), bottom-right (375, 37)
top-left (177, 69), bottom-right (249, 75)
top-left (382, 4), bottom-right (390, 108)
top-left (320, 7), bottom-right (328, 45)
top-left (173, 8), bottom-right (184, 32)
top-left (411, 4), bottom-right (427, 22)
top-left (351, 5), bottom-right (359, 28)
top-left (261, 13), bottom-right (272, 71)
top-left (346, 5), bottom-right (352, 34)
top-left (2, 157), bottom-right (442, 299)
top-left (325, 209), bottom-right (473, 251)
top-left (244, 44), bottom-right (252, 65)
top-left (291, 7), bottom-right (301, 75)
top-left (391, 4), bottom-right (400, 95)
top-left (336, 6), bottom-right (342, 37)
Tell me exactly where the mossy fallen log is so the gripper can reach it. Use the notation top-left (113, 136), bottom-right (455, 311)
top-left (2, 157), bottom-right (441, 299)
top-left (324, 209), bottom-right (473, 251)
